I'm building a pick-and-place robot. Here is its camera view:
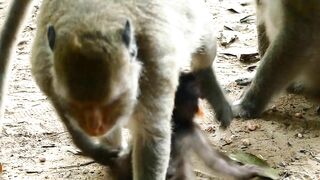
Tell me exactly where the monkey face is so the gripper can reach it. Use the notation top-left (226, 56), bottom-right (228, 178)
top-left (46, 20), bottom-right (141, 136)
top-left (65, 91), bottom-right (136, 136)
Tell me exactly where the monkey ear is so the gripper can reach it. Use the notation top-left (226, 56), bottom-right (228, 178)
top-left (122, 20), bottom-right (132, 48)
top-left (47, 25), bottom-right (56, 50)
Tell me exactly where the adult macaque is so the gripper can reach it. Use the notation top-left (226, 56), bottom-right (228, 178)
top-left (31, 0), bottom-right (233, 179)
top-left (233, 0), bottom-right (320, 118)
top-left (1, 0), bottom-right (233, 179)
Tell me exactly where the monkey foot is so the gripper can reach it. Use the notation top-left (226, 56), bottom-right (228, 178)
top-left (215, 104), bottom-right (233, 128)
top-left (232, 100), bottom-right (262, 119)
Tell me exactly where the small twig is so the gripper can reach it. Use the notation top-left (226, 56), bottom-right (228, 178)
top-left (26, 170), bottom-right (43, 174)
top-left (240, 14), bottom-right (254, 23)
top-left (41, 144), bottom-right (56, 148)
top-left (52, 161), bottom-right (96, 170)
top-left (66, 149), bottom-right (83, 156)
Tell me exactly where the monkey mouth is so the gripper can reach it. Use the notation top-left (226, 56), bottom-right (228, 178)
top-left (78, 104), bottom-right (119, 136)
top-left (67, 97), bottom-right (126, 137)
top-left (82, 119), bottom-right (112, 136)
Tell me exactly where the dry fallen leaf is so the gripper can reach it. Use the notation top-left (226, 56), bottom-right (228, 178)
top-left (247, 65), bottom-right (257, 72)
top-left (235, 78), bottom-right (252, 86)
top-left (39, 157), bottom-right (46, 163)
top-left (239, 53), bottom-right (259, 64)
top-left (227, 8), bottom-right (240, 14)
top-left (226, 4), bottom-right (243, 14)
top-left (240, 14), bottom-right (254, 23)
top-left (220, 34), bottom-right (239, 47)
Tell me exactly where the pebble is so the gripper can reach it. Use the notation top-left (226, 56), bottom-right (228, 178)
top-left (241, 138), bottom-right (251, 146)
top-left (39, 157), bottom-right (46, 163)
top-left (83, 169), bottom-right (89, 174)
top-left (204, 126), bottom-right (215, 133)
top-left (223, 135), bottom-right (236, 145)
top-left (271, 105), bottom-right (277, 112)
top-left (246, 122), bottom-right (260, 131)
top-left (314, 155), bottom-right (320, 163)
top-left (235, 78), bottom-right (251, 86)
top-left (294, 112), bottom-right (303, 118)
top-left (279, 161), bottom-right (287, 167)
top-left (222, 137), bottom-right (233, 145)
top-left (297, 133), bottom-right (303, 138)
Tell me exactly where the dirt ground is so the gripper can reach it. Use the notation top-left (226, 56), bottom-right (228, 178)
top-left (1, 0), bottom-right (320, 179)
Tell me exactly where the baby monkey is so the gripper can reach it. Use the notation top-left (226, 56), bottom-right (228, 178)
top-left (167, 72), bottom-right (260, 180)
top-left (109, 72), bottom-right (260, 180)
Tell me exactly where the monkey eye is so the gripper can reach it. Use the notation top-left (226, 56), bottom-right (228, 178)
top-left (122, 20), bottom-right (132, 48)
top-left (47, 25), bottom-right (56, 50)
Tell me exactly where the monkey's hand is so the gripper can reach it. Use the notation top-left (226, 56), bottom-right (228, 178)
top-left (79, 142), bottom-right (122, 166)
top-left (65, 120), bottom-right (123, 166)
top-left (215, 102), bottom-right (233, 128)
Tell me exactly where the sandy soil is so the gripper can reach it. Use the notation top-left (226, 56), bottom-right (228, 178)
top-left (1, 0), bottom-right (320, 179)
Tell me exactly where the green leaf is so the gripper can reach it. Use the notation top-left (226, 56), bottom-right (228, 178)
top-left (229, 152), bottom-right (280, 180)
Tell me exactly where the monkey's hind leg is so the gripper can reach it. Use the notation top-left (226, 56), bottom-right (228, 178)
top-left (0, 0), bottom-right (32, 116)
top-left (191, 34), bottom-right (233, 128)
top-left (190, 128), bottom-right (260, 179)
top-left (257, 22), bottom-right (269, 58)
top-left (255, 0), bottom-right (270, 57)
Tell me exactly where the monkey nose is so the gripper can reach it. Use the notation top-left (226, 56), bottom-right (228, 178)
top-left (83, 107), bottom-right (108, 136)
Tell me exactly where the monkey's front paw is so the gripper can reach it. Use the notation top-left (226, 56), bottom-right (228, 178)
top-left (232, 100), bottom-right (260, 119)
top-left (215, 103), bottom-right (233, 128)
